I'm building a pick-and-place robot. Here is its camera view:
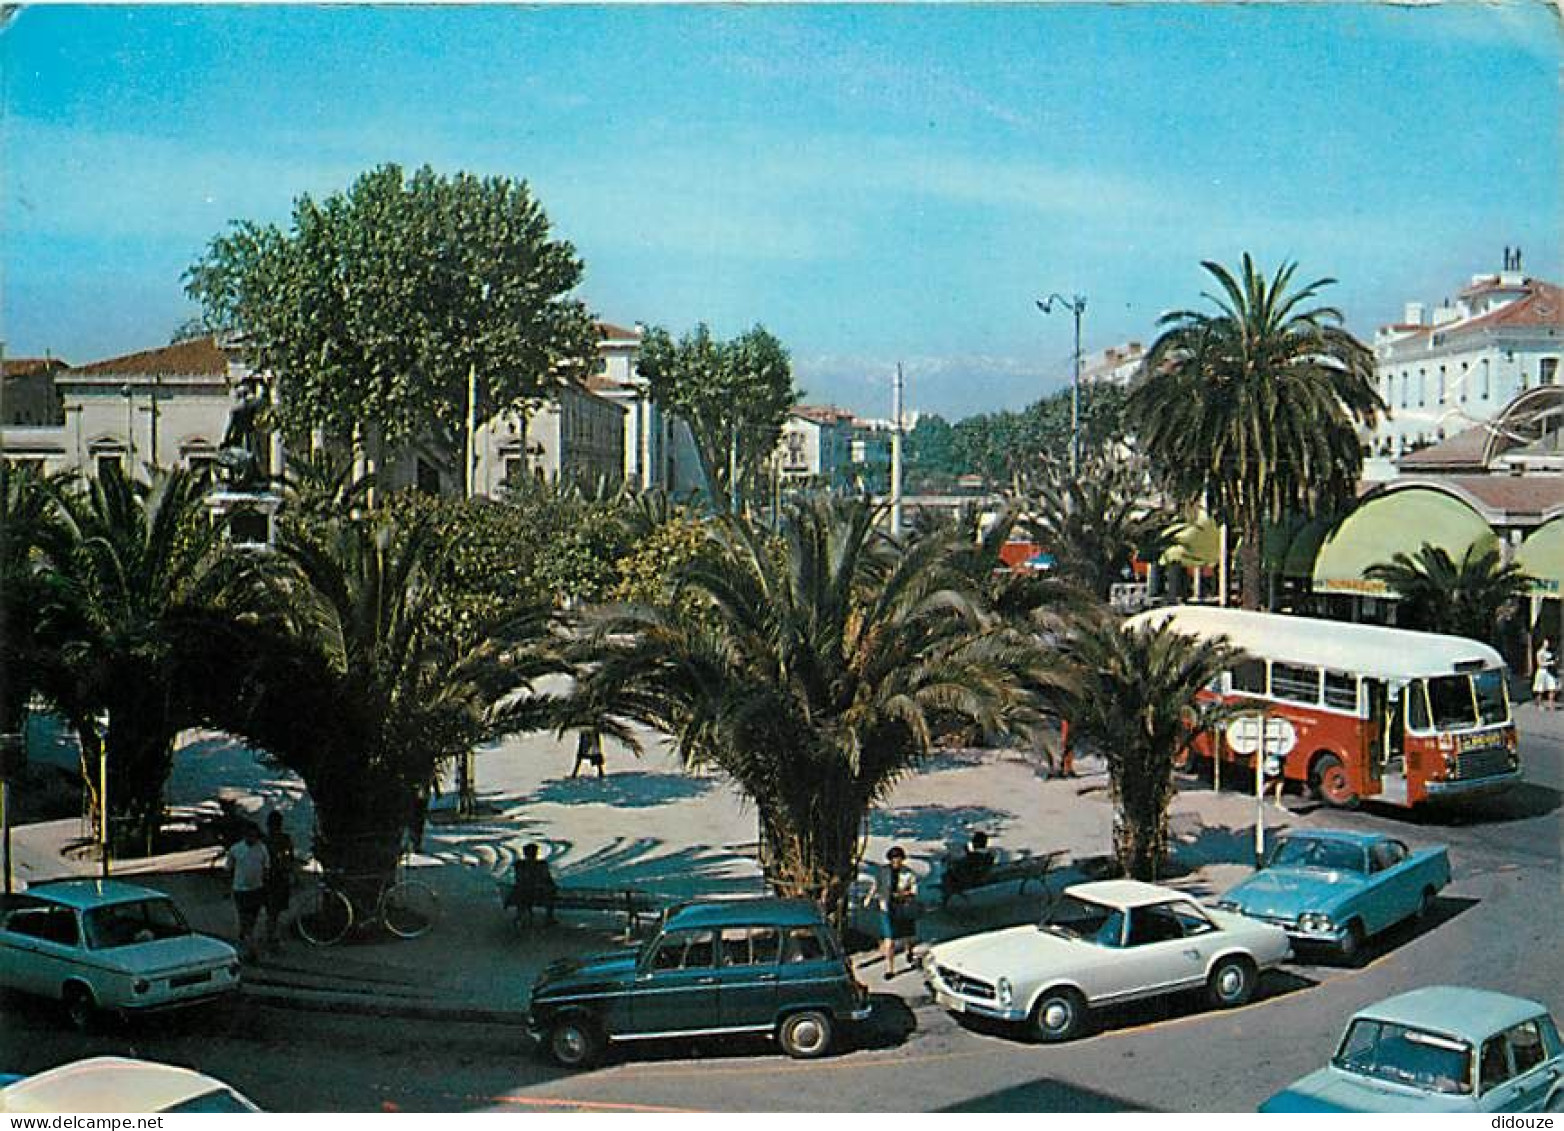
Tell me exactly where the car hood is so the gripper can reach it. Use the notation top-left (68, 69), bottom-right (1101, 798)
top-left (929, 924), bottom-right (1085, 977)
top-left (1223, 868), bottom-right (1367, 919)
top-left (532, 947), bottom-right (640, 999)
top-left (1259, 1067), bottom-right (1473, 1113)
top-left (92, 933), bottom-right (238, 976)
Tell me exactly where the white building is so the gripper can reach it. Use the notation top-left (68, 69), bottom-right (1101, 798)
top-left (1369, 255), bottom-right (1562, 462)
top-left (777, 405), bottom-right (857, 485)
top-left (1078, 341), bottom-right (1146, 387)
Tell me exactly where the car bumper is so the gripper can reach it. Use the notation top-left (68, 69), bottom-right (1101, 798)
top-left (126, 982), bottom-right (241, 1013)
top-left (923, 970), bottom-right (1027, 1022)
top-left (1423, 768), bottom-right (1522, 798)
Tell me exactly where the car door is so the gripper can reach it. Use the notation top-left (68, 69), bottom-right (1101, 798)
top-left (629, 928), bottom-right (719, 1035)
top-left (715, 926), bottom-right (781, 1030)
top-left (1365, 840), bottom-right (1415, 933)
top-left (1503, 1020), bottom-right (1563, 1111)
top-left (0, 905), bottom-right (83, 998)
top-left (1114, 903), bottom-right (1206, 1000)
top-left (1479, 1030), bottom-right (1523, 1111)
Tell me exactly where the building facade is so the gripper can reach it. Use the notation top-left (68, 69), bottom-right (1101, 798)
top-left (1078, 341), bottom-right (1146, 387)
top-left (1369, 256), bottom-right (1562, 461)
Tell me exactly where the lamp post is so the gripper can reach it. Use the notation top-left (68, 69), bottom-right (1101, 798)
top-left (1036, 292), bottom-right (1087, 475)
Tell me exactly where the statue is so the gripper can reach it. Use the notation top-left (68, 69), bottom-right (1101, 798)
top-left (217, 375), bottom-right (268, 490)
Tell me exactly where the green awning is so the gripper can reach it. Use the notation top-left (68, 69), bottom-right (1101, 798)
top-left (1162, 513), bottom-right (1221, 568)
top-left (1312, 487), bottom-right (1497, 596)
top-left (1516, 519), bottom-right (1564, 597)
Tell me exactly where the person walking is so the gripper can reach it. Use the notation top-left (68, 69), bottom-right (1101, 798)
top-left (865, 845), bottom-right (920, 977)
top-left (226, 822), bottom-right (269, 962)
top-left (261, 811), bottom-right (296, 951)
top-left (572, 729), bottom-right (605, 778)
top-left (1535, 638), bottom-right (1558, 711)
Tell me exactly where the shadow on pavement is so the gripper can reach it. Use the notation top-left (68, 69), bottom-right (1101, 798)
top-left (869, 804), bottom-right (1016, 843)
top-left (528, 771), bottom-right (717, 809)
top-left (851, 993), bottom-right (918, 1051)
top-left (939, 1079), bottom-right (1153, 1112)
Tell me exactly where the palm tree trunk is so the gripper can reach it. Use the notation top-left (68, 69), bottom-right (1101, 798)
top-left (1240, 515), bottom-right (1264, 611)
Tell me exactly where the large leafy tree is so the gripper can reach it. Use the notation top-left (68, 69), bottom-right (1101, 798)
top-left (1057, 616), bottom-right (1242, 880)
top-left (1365, 542), bottom-right (1533, 647)
top-left (1128, 255), bottom-right (1383, 609)
top-left (38, 466), bottom-right (231, 851)
top-left (1019, 453), bottom-right (1174, 602)
top-left (636, 323), bottom-right (798, 511)
top-left (564, 497), bottom-right (1046, 921)
top-left (184, 163), bottom-right (597, 452)
top-left (951, 385), bottom-right (1129, 486)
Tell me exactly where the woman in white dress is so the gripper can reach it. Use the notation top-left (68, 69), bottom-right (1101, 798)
top-left (1534, 638), bottom-right (1558, 710)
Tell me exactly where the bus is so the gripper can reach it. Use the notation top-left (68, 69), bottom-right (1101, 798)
top-left (1127, 606), bottom-right (1520, 808)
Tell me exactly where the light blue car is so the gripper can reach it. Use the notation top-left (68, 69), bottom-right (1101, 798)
top-left (1214, 829), bottom-right (1450, 961)
top-left (1261, 987), bottom-right (1564, 1112)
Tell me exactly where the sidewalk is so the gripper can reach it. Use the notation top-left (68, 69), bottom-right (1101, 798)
top-left (8, 720), bottom-right (1295, 1023)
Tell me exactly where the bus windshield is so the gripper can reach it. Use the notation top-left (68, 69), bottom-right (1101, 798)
top-left (1423, 671), bottom-right (1509, 732)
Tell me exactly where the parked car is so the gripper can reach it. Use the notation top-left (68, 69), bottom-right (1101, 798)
top-left (0, 880), bottom-right (240, 1029)
top-left (1215, 829), bottom-right (1451, 961)
top-left (0, 1057), bottom-right (259, 1112)
top-left (526, 898), bottom-right (871, 1068)
top-left (1260, 987), bottom-right (1564, 1112)
top-left (923, 879), bottom-right (1291, 1042)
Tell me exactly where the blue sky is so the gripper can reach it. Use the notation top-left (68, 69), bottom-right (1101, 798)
top-left (3, 3), bottom-right (1560, 420)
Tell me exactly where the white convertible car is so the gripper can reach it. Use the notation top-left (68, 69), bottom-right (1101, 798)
top-left (924, 879), bottom-right (1292, 1041)
top-left (0, 880), bottom-right (240, 1029)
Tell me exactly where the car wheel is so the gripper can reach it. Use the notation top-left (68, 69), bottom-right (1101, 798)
top-left (545, 1015), bottom-right (603, 1070)
top-left (1337, 921), bottom-right (1366, 965)
top-left (1311, 754), bottom-right (1358, 808)
top-left (1205, 955), bottom-right (1256, 1008)
top-left (1029, 987), bottom-right (1087, 1043)
top-left (777, 1010), bottom-right (834, 1060)
top-left (62, 983), bottom-right (97, 1032)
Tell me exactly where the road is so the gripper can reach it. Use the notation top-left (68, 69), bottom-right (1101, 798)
top-left (2, 727), bottom-right (1558, 1112)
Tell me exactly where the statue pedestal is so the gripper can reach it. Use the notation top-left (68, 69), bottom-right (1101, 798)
top-left (205, 489), bottom-right (283, 548)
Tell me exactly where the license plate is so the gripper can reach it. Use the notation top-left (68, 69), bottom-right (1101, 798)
top-left (169, 971), bottom-right (212, 989)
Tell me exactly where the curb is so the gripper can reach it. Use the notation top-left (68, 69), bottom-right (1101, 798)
top-left (240, 984), bottom-right (531, 1027)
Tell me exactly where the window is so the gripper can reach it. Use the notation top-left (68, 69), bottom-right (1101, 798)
top-left (1427, 675), bottom-right (1478, 730)
top-left (1400, 374), bottom-right (1408, 409)
top-left (83, 898), bottom-right (190, 949)
top-left (1481, 1036), bottom-right (1513, 1091)
top-left (1324, 671), bottom-right (1358, 711)
top-left (1334, 1020), bottom-right (1472, 1095)
top-left (1437, 368), bottom-right (1446, 405)
top-left (1407, 681), bottom-right (1431, 731)
top-left (4, 906), bottom-right (79, 947)
top-left (96, 454), bottom-right (123, 478)
top-left (1368, 840), bottom-right (1407, 873)
top-left (721, 926), bottom-right (781, 967)
top-left (1168, 902), bottom-right (1216, 937)
top-left (1125, 904), bottom-right (1185, 946)
top-left (1543, 358), bottom-right (1559, 387)
top-left (1418, 370), bottom-right (1426, 407)
top-left (1271, 663), bottom-right (1321, 704)
top-left (648, 929), bottom-right (717, 971)
top-left (1508, 1021), bottom-right (1548, 1076)
top-left (1482, 359), bottom-right (1491, 400)
top-left (1230, 659), bottom-right (1267, 695)
top-left (781, 926), bottom-right (829, 963)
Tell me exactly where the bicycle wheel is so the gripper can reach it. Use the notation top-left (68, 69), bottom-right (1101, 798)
top-left (294, 885), bottom-right (354, 946)
top-left (380, 879), bottom-right (440, 939)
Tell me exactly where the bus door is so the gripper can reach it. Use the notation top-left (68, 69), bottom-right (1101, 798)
top-left (1365, 679), bottom-right (1407, 804)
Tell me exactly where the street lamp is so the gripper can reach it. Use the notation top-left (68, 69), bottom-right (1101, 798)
top-left (1036, 292), bottom-right (1087, 475)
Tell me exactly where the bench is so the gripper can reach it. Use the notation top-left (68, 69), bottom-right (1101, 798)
top-left (499, 882), bottom-right (664, 938)
top-left (936, 850), bottom-right (1068, 908)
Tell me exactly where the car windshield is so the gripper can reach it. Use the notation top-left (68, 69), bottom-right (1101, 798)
top-left (82, 898), bottom-right (192, 950)
top-left (1040, 895), bottom-right (1122, 945)
top-left (1268, 836), bottom-right (1365, 873)
top-left (1333, 1018), bottom-right (1473, 1095)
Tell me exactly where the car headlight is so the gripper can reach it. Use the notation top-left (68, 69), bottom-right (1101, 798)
top-left (997, 977), bottom-right (1014, 1007)
top-left (1299, 912), bottom-right (1335, 932)
top-left (132, 979), bottom-right (151, 995)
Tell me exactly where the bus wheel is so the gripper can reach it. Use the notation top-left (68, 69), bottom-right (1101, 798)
top-left (1311, 754), bottom-right (1357, 808)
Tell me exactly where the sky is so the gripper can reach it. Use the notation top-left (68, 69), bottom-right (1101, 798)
top-left (2, 2), bottom-right (1560, 421)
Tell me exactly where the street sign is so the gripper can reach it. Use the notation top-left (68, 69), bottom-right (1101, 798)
top-left (0, 733), bottom-right (24, 780)
top-left (1225, 715), bottom-right (1297, 759)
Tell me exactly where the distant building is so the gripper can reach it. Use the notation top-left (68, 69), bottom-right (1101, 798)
top-left (1368, 252), bottom-right (1562, 463)
top-left (1078, 342), bottom-right (1146, 387)
top-left (778, 405), bottom-right (857, 485)
top-left (1, 357), bottom-right (68, 427)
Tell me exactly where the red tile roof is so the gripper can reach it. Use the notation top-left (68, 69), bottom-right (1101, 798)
top-left (793, 404), bottom-right (857, 425)
top-left (1, 357), bottom-right (69, 377)
top-left (67, 336), bottom-right (230, 377)
top-left (596, 321), bottom-right (641, 342)
top-left (1397, 426), bottom-right (1491, 470)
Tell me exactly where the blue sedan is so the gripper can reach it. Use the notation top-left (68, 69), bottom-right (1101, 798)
top-left (1262, 987), bottom-right (1564, 1112)
top-left (1215, 829), bottom-right (1450, 961)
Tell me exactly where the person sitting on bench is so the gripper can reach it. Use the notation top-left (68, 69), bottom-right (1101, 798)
top-left (504, 843), bottom-right (558, 925)
top-left (946, 831), bottom-right (997, 892)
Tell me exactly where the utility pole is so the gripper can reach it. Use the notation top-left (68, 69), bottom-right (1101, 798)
top-left (458, 359), bottom-right (479, 816)
top-left (890, 363), bottom-right (905, 537)
top-left (1036, 293), bottom-right (1088, 475)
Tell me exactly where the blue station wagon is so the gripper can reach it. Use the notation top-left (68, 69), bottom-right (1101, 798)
top-left (1216, 829), bottom-right (1450, 961)
top-left (1262, 987), bottom-right (1564, 1112)
top-left (526, 898), bottom-right (871, 1068)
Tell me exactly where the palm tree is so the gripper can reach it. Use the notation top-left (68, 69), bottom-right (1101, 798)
top-left (1057, 615), bottom-right (1243, 880)
top-left (1128, 254), bottom-right (1383, 609)
top-left (191, 509), bottom-right (560, 887)
top-left (40, 465), bottom-right (230, 851)
top-left (1, 461), bottom-right (72, 731)
top-left (565, 497), bottom-right (1048, 921)
top-left (1019, 453), bottom-right (1175, 602)
top-left (1365, 542), bottom-right (1533, 647)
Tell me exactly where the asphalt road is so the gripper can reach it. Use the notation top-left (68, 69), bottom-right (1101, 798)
top-left (3, 728), bottom-right (1559, 1112)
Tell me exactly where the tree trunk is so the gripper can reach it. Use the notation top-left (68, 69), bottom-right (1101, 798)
top-left (102, 699), bottom-right (177, 857)
top-left (759, 799), bottom-right (865, 932)
top-left (305, 759), bottom-right (421, 916)
top-left (1240, 515), bottom-right (1264, 611)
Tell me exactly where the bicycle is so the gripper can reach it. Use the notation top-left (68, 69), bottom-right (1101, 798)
top-left (294, 866), bottom-right (440, 946)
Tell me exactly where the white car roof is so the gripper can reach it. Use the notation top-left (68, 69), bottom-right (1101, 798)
top-left (1066, 879), bottom-right (1195, 909)
top-left (0, 1058), bottom-right (253, 1113)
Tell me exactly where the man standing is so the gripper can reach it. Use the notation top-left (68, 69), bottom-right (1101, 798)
top-left (227, 823), bottom-right (269, 961)
top-left (261, 811), bottom-right (296, 951)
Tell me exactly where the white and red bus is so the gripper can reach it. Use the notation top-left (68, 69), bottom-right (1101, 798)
top-left (1128, 606), bottom-right (1521, 808)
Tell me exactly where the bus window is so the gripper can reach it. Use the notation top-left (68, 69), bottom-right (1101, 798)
top-left (1271, 663), bottom-right (1321, 704)
top-left (1427, 675), bottom-right (1478, 730)
top-left (1407, 681), bottom-right (1431, 731)
top-left (1324, 671), bottom-right (1359, 712)
top-left (1473, 670), bottom-right (1510, 726)
top-left (1231, 659), bottom-right (1267, 695)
